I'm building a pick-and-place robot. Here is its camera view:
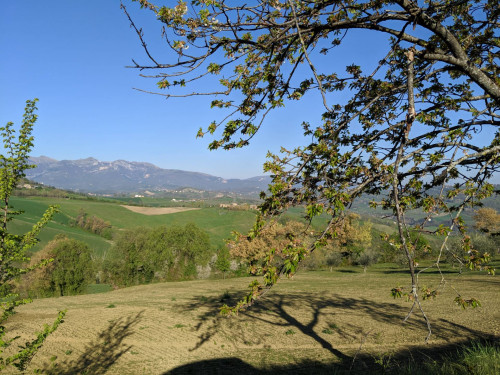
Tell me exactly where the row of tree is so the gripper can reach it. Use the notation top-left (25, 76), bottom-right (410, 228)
top-left (16, 209), bottom-right (499, 298)
top-left (230, 212), bottom-right (499, 273)
top-left (70, 209), bottom-right (113, 239)
top-left (14, 223), bottom-right (219, 298)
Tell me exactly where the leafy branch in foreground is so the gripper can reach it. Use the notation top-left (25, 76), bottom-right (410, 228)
top-left (125, 0), bottom-right (499, 341)
top-left (0, 99), bottom-right (64, 371)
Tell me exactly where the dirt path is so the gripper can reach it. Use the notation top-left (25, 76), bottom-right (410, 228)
top-left (121, 205), bottom-right (200, 215)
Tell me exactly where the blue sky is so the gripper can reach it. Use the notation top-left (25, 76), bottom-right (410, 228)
top-left (0, 1), bottom-right (389, 179)
top-left (2, 1), bottom-right (496, 182)
top-left (0, 0), bottom-right (314, 179)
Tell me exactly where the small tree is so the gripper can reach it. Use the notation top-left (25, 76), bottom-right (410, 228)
top-left (215, 247), bottom-right (231, 279)
top-left (0, 99), bottom-right (65, 371)
top-left (357, 249), bottom-right (378, 273)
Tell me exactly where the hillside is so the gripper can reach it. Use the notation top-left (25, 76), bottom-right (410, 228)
top-left (8, 196), bottom-right (259, 252)
top-left (4, 268), bottom-right (499, 374)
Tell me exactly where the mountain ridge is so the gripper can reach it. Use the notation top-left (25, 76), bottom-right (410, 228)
top-left (26, 156), bottom-right (271, 195)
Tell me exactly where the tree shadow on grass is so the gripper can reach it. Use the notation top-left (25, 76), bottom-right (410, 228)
top-left (39, 311), bottom-right (143, 374)
top-left (380, 269), bottom-right (459, 275)
top-left (162, 337), bottom-right (500, 374)
top-left (175, 290), bottom-right (495, 370)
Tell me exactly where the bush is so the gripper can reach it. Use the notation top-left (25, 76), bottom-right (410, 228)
top-left (379, 231), bottom-right (432, 264)
top-left (103, 223), bottom-right (213, 286)
top-left (17, 235), bottom-right (94, 297)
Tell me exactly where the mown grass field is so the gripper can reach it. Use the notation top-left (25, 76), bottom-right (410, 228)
top-left (4, 264), bottom-right (499, 374)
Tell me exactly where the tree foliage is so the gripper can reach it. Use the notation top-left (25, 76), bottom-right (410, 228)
top-left (71, 209), bottom-right (113, 239)
top-left (124, 0), bottom-right (500, 340)
top-left (228, 220), bottom-right (307, 267)
top-left (380, 229), bottom-right (432, 263)
top-left (215, 246), bottom-right (231, 278)
top-left (0, 99), bottom-right (64, 371)
top-left (104, 223), bottom-right (212, 286)
top-left (474, 207), bottom-right (500, 236)
top-left (17, 236), bottom-right (94, 298)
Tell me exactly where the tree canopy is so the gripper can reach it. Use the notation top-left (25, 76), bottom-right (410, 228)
top-left (474, 207), bottom-right (500, 235)
top-left (124, 0), bottom-right (499, 340)
top-left (104, 223), bottom-right (213, 286)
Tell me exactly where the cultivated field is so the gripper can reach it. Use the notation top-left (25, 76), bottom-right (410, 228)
top-left (4, 266), bottom-right (499, 374)
top-left (121, 205), bottom-right (201, 215)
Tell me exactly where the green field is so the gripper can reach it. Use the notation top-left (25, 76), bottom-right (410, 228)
top-left (9, 196), bottom-right (259, 253)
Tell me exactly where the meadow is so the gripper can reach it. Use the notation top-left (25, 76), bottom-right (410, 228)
top-left (4, 263), bottom-right (498, 374)
top-left (8, 196), bottom-right (259, 252)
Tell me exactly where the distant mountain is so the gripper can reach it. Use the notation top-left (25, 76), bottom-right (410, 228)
top-left (26, 156), bottom-right (271, 195)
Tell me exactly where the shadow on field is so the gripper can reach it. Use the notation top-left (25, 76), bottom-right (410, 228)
top-left (39, 311), bottom-right (143, 374)
top-left (336, 269), bottom-right (358, 273)
top-left (162, 337), bottom-right (500, 374)
top-left (381, 269), bottom-right (459, 275)
top-left (177, 290), bottom-right (495, 366)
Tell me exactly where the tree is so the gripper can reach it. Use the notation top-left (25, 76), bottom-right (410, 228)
top-left (357, 248), bottom-right (378, 273)
top-left (215, 247), bottom-right (231, 279)
top-left (474, 207), bottom-right (500, 236)
top-left (0, 99), bottom-right (65, 371)
top-left (380, 229), bottom-right (432, 264)
top-left (18, 236), bottom-right (94, 297)
top-left (104, 223), bottom-right (213, 285)
top-left (228, 220), bottom-right (307, 272)
top-left (124, 0), bottom-right (499, 340)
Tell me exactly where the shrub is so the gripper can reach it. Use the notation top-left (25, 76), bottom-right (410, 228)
top-left (380, 231), bottom-right (432, 264)
top-left (103, 223), bottom-right (213, 286)
top-left (17, 235), bottom-right (94, 297)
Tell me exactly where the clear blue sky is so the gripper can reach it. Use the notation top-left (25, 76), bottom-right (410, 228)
top-left (0, 0), bottom-right (389, 180)
top-left (2, 1), bottom-right (496, 182)
top-left (0, 0), bottom-right (317, 179)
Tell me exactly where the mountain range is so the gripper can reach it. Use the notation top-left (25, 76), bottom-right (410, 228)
top-left (26, 156), bottom-right (271, 195)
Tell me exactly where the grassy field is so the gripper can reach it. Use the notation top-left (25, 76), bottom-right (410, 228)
top-left (8, 197), bottom-right (112, 255)
top-left (9, 196), bottom-right (259, 251)
top-left (4, 264), bottom-right (498, 374)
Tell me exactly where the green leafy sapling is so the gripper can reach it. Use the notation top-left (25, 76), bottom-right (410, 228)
top-left (0, 99), bottom-right (65, 371)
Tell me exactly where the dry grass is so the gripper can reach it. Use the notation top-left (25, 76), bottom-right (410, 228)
top-left (4, 267), bottom-right (499, 374)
